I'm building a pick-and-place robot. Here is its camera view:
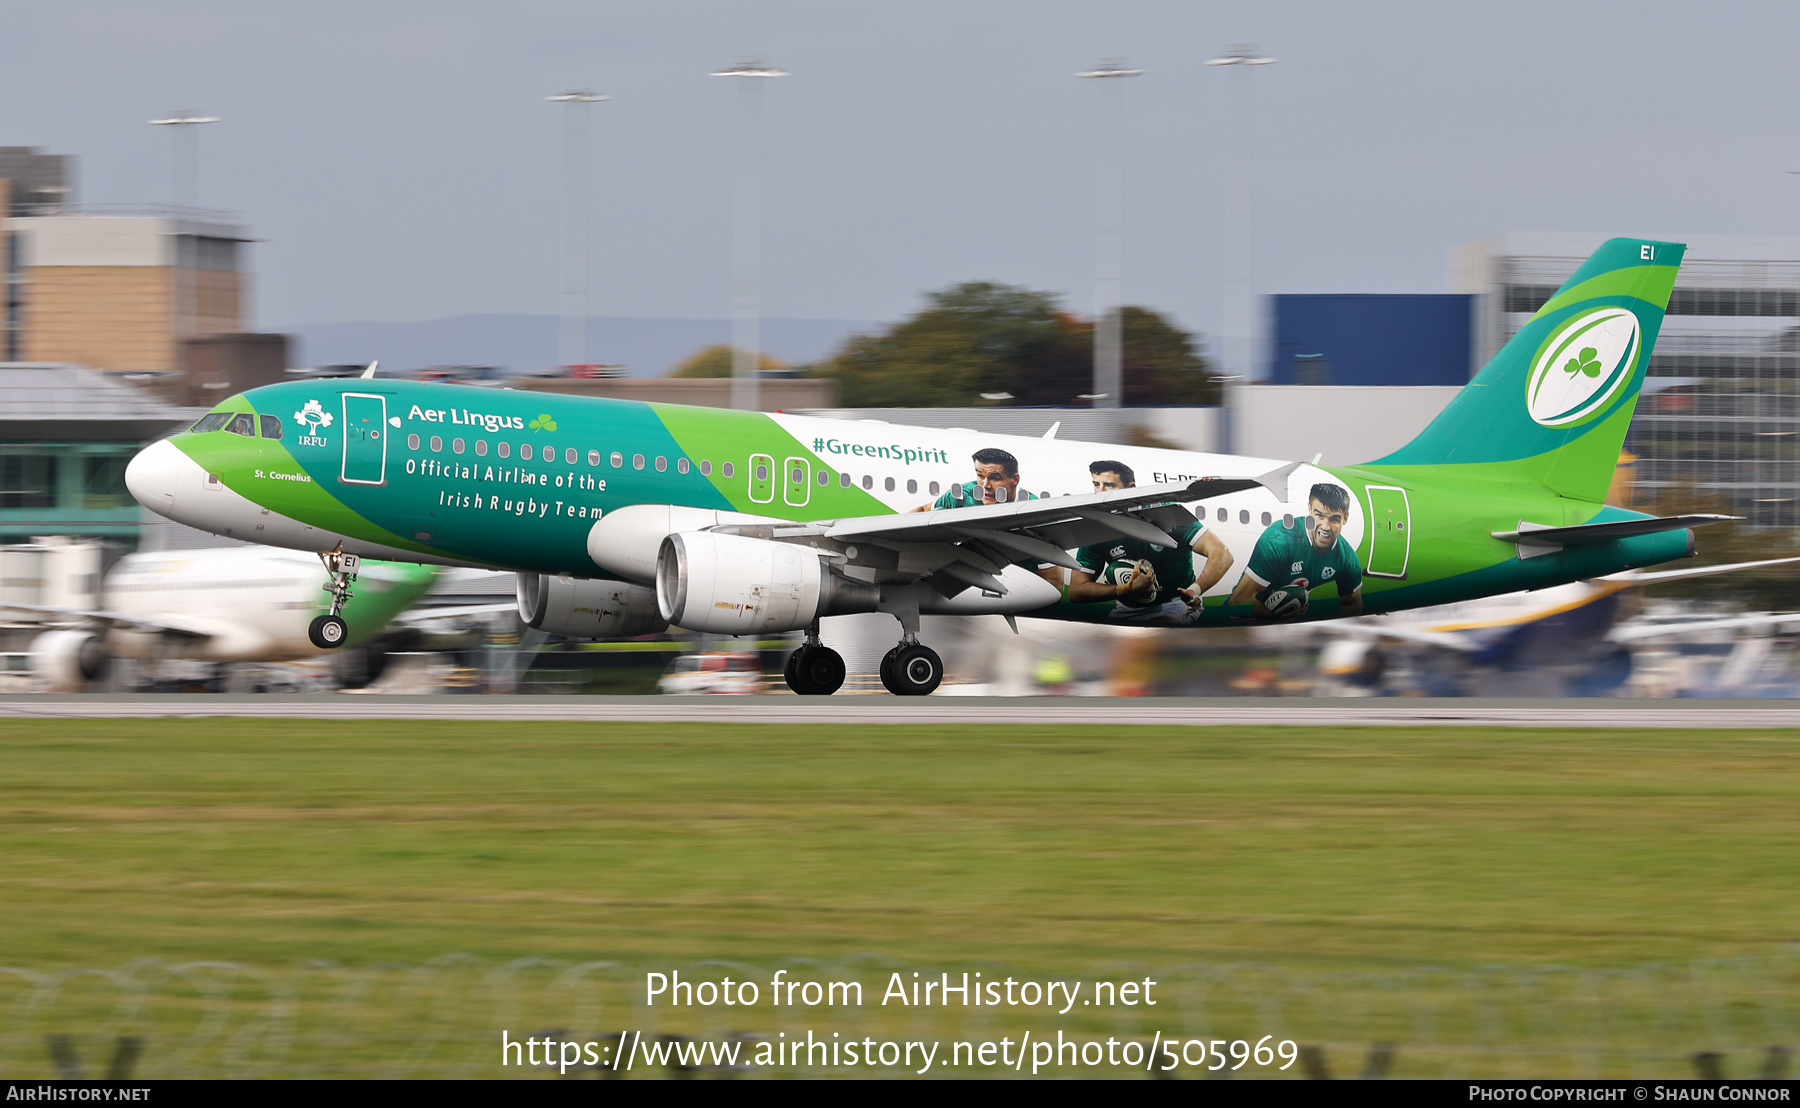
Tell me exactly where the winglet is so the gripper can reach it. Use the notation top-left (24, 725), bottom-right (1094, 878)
top-left (361, 360), bottom-right (379, 379)
top-left (1254, 460), bottom-right (1306, 498)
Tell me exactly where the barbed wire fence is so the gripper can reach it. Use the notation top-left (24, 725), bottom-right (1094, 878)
top-left (1, 948), bottom-right (1794, 1079)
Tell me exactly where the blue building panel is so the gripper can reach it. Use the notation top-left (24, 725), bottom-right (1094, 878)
top-left (1269, 294), bottom-right (1474, 385)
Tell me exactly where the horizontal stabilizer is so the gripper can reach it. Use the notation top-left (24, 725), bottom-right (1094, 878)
top-left (1493, 513), bottom-right (1736, 556)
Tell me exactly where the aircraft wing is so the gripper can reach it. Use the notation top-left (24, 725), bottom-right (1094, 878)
top-left (0, 603), bottom-right (213, 639)
top-left (1610, 611), bottom-right (1800, 642)
top-left (1596, 555), bottom-right (1800, 586)
top-left (820, 463), bottom-right (1299, 577)
top-left (1320, 621), bottom-right (1481, 652)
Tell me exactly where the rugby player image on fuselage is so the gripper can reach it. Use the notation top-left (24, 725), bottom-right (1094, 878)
top-left (910, 446), bottom-right (1038, 511)
top-left (1067, 460), bottom-right (1236, 626)
top-left (1228, 482), bottom-right (1365, 620)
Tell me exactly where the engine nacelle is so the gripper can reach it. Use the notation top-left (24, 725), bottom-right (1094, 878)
top-left (516, 574), bottom-right (669, 638)
top-left (656, 531), bottom-right (878, 634)
top-left (29, 630), bottom-right (108, 690)
top-left (587, 504), bottom-right (788, 584)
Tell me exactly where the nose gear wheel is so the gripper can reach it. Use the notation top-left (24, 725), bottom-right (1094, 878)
top-left (312, 545), bottom-right (362, 650)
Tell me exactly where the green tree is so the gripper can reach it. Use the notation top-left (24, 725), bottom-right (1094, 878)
top-left (671, 344), bottom-right (783, 378)
top-left (810, 281), bottom-right (1220, 407)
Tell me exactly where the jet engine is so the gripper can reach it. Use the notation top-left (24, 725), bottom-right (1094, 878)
top-left (29, 630), bottom-right (108, 691)
top-left (515, 574), bottom-right (669, 638)
top-left (656, 532), bottom-right (878, 635)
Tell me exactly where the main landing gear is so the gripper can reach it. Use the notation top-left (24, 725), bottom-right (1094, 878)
top-left (879, 637), bottom-right (942, 697)
top-left (308, 546), bottom-right (361, 650)
top-left (784, 625), bottom-right (846, 696)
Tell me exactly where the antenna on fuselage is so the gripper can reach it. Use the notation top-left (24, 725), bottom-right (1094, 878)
top-left (360, 361), bottom-right (379, 379)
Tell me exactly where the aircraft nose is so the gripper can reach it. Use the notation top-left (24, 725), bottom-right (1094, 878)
top-left (125, 439), bottom-right (183, 518)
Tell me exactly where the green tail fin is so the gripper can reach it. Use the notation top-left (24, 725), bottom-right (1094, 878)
top-left (1375, 237), bottom-right (1684, 502)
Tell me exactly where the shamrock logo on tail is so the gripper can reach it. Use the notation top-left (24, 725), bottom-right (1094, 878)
top-left (1563, 346), bottom-right (1603, 378)
top-left (528, 413), bottom-right (557, 433)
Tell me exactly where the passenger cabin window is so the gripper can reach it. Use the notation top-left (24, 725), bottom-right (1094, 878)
top-left (1261, 512), bottom-right (1272, 526)
top-left (1238, 510), bottom-right (1249, 524)
top-left (565, 447), bottom-right (577, 464)
top-left (655, 456), bottom-right (667, 472)
top-left (633, 454), bottom-right (645, 470)
top-left (1217, 507), bottom-right (1227, 522)
top-left (498, 442), bottom-right (511, 458)
top-left (521, 444), bottom-right (533, 460)
top-left (862, 475), bottom-right (873, 490)
top-left (611, 451), bottom-right (623, 468)
top-left (453, 438), bottom-right (465, 454)
top-left (190, 412), bottom-right (231, 433)
top-left (430, 436), bottom-right (443, 452)
top-left (884, 477), bottom-right (895, 492)
top-left (259, 415), bottom-right (283, 440)
top-left (840, 472), bottom-right (851, 488)
top-left (722, 462), bottom-right (734, 478)
top-left (225, 413), bottom-right (255, 437)
top-left (906, 479), bottom-right (917, 494)
top-left (755, 463), bottom-right (769, 482)
top-left (475, 440), bottom-right (488, 456)
top-left (408, 434), bottom-right (421, 450)
top-left (817, 469), bottom-right (828, 487)
top-left (677, 458), bottom-right (690, 475)
top-left (588, 449), bottom-right (600, 466)
top-left (929, 481), bottom-right (940, 495)
top-left (700, 460), bottom-right (713, 476)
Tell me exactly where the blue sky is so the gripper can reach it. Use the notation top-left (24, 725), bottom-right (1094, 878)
top-left (6, 1), bottom-right (1798, 340)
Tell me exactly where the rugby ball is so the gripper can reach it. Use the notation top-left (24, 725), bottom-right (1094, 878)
top-left (1099, 558), bottom-right (1157, 596)
top-left (1256, 584), bottom-right (1310, 619)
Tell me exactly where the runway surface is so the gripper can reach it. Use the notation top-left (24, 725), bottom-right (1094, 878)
top-left (5, 695), bottom-right (1800, 727)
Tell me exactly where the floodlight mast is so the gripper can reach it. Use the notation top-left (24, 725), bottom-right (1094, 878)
top-left (545, 90), bottom-right (610, 371)
top-left (711, 62), bottom-right (788, 411)
top-left (1077, 60), bottom-right (1142, 414)
top-left (1205, 45), bottom-right (1275, 384)
top-left (148, 111), bottom-right (219, 211)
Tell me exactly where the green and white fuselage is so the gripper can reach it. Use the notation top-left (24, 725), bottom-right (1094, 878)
top-left (124, 238), bottom-right (1698, 644)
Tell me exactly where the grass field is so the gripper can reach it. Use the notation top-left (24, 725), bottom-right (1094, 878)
top-left (2, 718), bottom-right (1796, 1077)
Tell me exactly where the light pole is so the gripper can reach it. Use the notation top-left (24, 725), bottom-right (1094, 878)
top-left (546, 90), bottom-right (609, 371)
top-left (149, 110), bottom-right (218, 357)
top-left (711, 61), bottom-right (787, 411)
top-left (1205, 45), bottom-right (1275, 383)
top-left (1077, 59), bottom-right (1142, 413)
top-left (148, 111), bottom-right (219, 211)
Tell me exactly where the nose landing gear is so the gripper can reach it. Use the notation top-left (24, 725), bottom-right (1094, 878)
top-left (308, 546), bottom-right (361, 650)
top-left (783, 624), bottom-right (846, 695)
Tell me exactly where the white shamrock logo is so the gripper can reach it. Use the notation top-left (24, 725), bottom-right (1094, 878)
top-left (294, 399), bottom-right (334, 431)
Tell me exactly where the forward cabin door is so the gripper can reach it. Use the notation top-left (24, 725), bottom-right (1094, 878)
top-left (340, 393), bottom-right (388, 486)
top-left (1364, 485), bottom-right (1411, 578)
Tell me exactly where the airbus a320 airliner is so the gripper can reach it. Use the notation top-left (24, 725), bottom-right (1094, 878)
top-left (125, 238), bottom-right (1730, 695)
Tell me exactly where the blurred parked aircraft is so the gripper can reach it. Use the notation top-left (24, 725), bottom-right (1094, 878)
top-left (1316, 556), bottom-right (1800, 694)
top-left (1, 543), bottom-right (508, 690)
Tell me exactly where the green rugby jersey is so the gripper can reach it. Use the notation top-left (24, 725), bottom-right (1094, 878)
top-left (1242, 517), bottom-right (1363, 607)
top-left (1075, 518), bottom-right (1206, 608)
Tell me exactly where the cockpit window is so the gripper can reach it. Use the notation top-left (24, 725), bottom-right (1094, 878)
top-left (191, 413), bottom-right (231, 433)
top-left (259, 414), bottom-right (283, 440)
top-left (225, 413), bottom-right (256, 437)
